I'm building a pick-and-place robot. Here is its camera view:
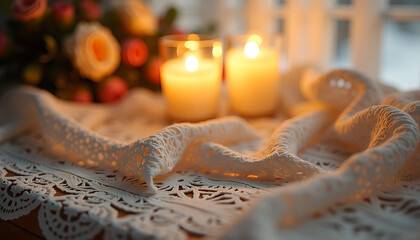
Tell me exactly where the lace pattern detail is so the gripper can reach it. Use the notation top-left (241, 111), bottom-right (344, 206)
top-left (1, 128), bottom-right (420, 239)
top-left (0, 130), bottom-right (284, 239)
top-left (218, 69), bottom-right (420, 239)
top-left (0, 68), bottom-right (419, 240)
top-left (0, 87), bottom-right (260, 194)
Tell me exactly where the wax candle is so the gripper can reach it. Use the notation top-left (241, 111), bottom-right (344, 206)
top-left (160, 55), bottom-right (221, 122)
top-left (226, 35), bottom-right (280, 117)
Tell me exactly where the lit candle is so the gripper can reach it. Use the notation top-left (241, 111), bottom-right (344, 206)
top-left (160, 35), bottom-right (222, 122)
top-left (226, 35), bottom-right (280, 117)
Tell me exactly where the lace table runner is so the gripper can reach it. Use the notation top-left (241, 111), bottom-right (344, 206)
top-left (0, 87), bottom-right (418, 240)
top-left (1, 67), bottom-right (420, 240)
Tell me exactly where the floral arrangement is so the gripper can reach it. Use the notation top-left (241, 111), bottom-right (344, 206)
top-left (0, 0), bottom-right (181, 103)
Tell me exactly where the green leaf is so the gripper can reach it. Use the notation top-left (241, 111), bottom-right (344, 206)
top-left (164, 7), bottom-right (177, 27)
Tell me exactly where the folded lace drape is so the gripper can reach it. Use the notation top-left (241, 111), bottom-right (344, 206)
top-left (0, 68), bottom-right (419, 239)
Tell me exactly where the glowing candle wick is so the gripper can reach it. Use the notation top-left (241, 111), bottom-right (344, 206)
top-left (244, 41), bottom-right (259, 59)
top-left (185, 56), bottom-right (199, 72)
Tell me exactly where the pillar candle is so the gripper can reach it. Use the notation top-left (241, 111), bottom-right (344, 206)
top-left (226, 38), bottom-right (279, 117)
top-left (161, 55), bottom-right (221, 122)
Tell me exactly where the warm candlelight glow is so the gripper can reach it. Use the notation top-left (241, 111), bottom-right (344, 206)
top-left (226, 34), bottom-right (280, 117)
top-left (160, 34), bottom-right (222, 122)
top-left (248, 34), bottom-right (263, 44)
top-left (212, 42), bottom-right (223, 58)
top-left (185, 55), bottom-right (199, 72)
top-left (244, 41), bottom-right (259, 59)
top-left (184, 34), bottom-right (200, 51)
top-left (184, 40), bottom-right (199, 51)
top-left (244, 34), bottom-right (263, 59)
top-left (187, 34), bottom-right (200, 41)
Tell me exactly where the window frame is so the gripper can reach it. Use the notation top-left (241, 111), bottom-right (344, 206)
top-left (227, 0), bottom-right (420, 80)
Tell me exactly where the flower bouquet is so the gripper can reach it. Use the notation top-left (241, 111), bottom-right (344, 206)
top-left (0, 0), bottom-right (181, 103)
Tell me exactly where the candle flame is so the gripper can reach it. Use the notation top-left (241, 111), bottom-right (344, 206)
top-left (244, 34), bottom-right (262, 59)
top-left (244, 41), bottom-right (259, 59)
top-left (185, 56), bottom-right (199, 72)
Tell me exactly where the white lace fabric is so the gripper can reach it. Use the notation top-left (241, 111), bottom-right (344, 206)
top-left (0, 68), bottom-right (419, 240)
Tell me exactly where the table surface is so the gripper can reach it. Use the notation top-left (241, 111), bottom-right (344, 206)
top-left (1, 88), bottom-right (420, 240)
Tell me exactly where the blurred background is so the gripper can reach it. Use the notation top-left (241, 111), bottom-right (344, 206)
top-left (0, 0), bottom-right (419, 91)
top-left (148, 0), bottom-right (420, 91)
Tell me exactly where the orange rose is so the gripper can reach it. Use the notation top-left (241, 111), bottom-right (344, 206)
top-left (64, 22), bottom-right (121, 82)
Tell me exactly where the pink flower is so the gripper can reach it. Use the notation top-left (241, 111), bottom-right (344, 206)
top-left (71, 89), bottom-right (93, 103)
top-left (52, 2), bottom-right (74, 24)
top-left (121, 38), bottom-right (148, 67)
top-left (80, 1), bottom-right (102, 20)
top-left (97, 76), bottom-right (128, 103)
top-left (11, 0), bottom-right (47, 21)
top-left (0, 32), bottom-right (7, 55)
